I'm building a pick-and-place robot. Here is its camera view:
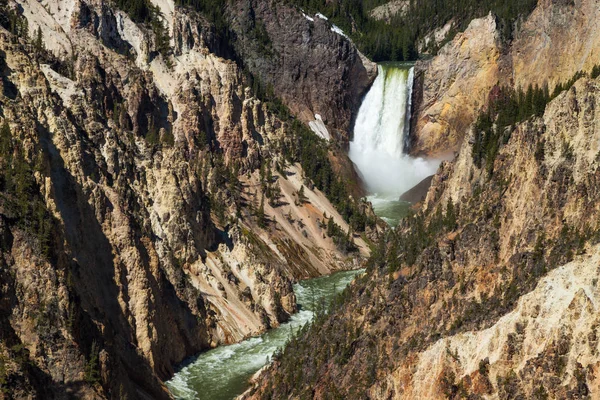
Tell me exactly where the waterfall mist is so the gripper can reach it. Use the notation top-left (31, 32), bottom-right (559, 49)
top-left (349, 64), bottom-right (439, 198)
top-left (349, 64), bottom-right (440, 225)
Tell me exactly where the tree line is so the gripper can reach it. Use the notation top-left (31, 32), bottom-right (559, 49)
top-left (286, 0), bottom-right (538, 62)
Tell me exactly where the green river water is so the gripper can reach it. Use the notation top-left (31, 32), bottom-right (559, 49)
top-left (166, 269), bottom-right (363, 400)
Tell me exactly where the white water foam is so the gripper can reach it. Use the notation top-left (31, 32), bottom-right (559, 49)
top-left (349, 64), bottom-right (439, 225)
top-left (349, 64), bottom-right (438, 197)
top-left (167, 270), bottom-right (362, 400)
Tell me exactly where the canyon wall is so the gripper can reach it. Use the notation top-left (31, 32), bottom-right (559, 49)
top-left (411, 0), bottom-right (600, 158)
top-left (410, 14), bottom-right (506, 157)
top-left (0, 0), bottom-right (371, 398)
top-left (227, 0), bottom-right (378, 141)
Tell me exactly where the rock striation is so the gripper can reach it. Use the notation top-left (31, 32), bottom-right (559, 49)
top-left (410, 13), bottom-right (506, 157)
top-left (226, 0), bottom-right (377, 141)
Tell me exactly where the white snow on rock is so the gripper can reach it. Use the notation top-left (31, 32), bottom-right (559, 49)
top-left (315, 12), bottom-right (328, 21)
top-left (308, 114), bottom-right (330, 141)
top-left (331, 24), bottom-right (347, 38)
top-left (302, 12), bottom-right (315, 22)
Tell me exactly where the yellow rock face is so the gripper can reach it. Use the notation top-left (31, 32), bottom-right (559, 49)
top-left (512, 0), bottom-right (600, 92)
top-left (412, 14), bottom-right (505, 157)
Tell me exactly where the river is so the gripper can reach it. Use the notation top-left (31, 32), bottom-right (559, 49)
top-left (166, 269), bottom-right (363, 400)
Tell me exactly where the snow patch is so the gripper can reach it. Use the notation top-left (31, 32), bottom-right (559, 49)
top-left (315, 13), bottom-right (328, 21)
top-left (331, 24), bottom-right (347, 38)
top-left (308, 114), bottom-right (330, 141)
top-left (302, 12), bottom-right (315, 22)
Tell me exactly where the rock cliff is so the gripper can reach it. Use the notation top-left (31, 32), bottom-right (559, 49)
top-left (410, 0), bottom-right (600, 157)
top-left (410, 14), bottom-right (506, 157)
top-left (0, 0), bottom-right (372, 398)
top-left (226, 0), bottom-right (377, 141)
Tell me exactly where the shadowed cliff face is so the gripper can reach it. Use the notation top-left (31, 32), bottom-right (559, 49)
top-left (0, 0), bottom-right (373, 398)
top-left (410, 0), bottom-right (600, 158)
top-left (227, 0), bottom-right (377, 141)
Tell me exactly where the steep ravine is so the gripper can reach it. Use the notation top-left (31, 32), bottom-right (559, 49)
top-left (226, 0), bottom-right (378, 141)
top-left (0, 0), bottom-right (374, 398)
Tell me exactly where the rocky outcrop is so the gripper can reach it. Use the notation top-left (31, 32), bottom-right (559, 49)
top-left (399, 175), bottom-right (434, 204)
top-left (410, 13), bottom-right (506, 157)
top-left (0, 0), bottom-right (370, 398)
top-left (369, 1), bottom-right (408, 23)
top-left (226, 0), bottom-right (377, 141)
top-left (512, 0), bottom-right (600, 92)
top-left (399, 246), bottom-right (600, 399)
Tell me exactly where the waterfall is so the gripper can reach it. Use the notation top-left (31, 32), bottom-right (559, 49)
top-left (349, 64), bottom-right (438, 197)
top-left (349, 64), bottom-right (439, 225)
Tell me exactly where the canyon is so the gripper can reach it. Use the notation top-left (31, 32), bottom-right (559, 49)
top-left (2, 0), bottom-right (600, 398)
top-left (242, 0), bottom-right (600, 399)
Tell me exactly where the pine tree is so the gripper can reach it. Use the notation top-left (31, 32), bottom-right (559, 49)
top-left (444, 198), bottom-right (457, 231)
top-left (297, 185), bottom-right (307, 204)
top-left (326, 217), bottom-right (335, 237)
top-left (33, 27), bottom-right (44, 54)
top-left (257, 194), bottom-right (266, 228)
top-left (0, 122), bottom-right (11, 157)
top-left (85, 341), bottom-right (101, 385)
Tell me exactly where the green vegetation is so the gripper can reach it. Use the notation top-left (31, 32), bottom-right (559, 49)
top-left (0, 0), bottom-right (29, 41)
top-left (257, 194), bottom-right (266, 228)
top-left (264, 282), bottom-right (366, 398)
top-left (473, 65), bottom-right (600, 176)
top-left (326, 216), bottom-right (357, 253)
top-left (84, 341), bottom-right (101, 385)
top-left (283, 119), bottom-right (375, 232)
top-left (287, 0), bottom-right (537, 61)
top-left (33, 27), bottom-right (45, 54)
top-left (112, 0), bottom-right (170, 60)
top-left (242, 69), bottom-right (375, 232)
top-left (380, 198), bottom-right (457, 272)
top-left (296, 185), bottom-right (307, 205)
top-left (0, 351), bottom-right (7, 393)
top-left (0, 123), bottom-right (55, 258)
top-left (174, 0), bottom-right (228, 31)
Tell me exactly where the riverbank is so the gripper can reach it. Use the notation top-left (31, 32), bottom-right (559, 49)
top-left (166, 269), bottom-right (364, 400)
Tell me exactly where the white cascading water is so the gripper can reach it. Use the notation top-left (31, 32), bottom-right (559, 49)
top-left (349, 64), bottom-right (439, 224)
